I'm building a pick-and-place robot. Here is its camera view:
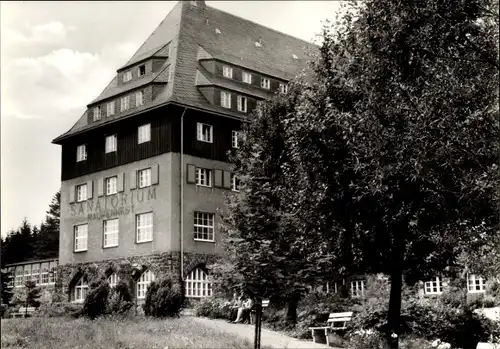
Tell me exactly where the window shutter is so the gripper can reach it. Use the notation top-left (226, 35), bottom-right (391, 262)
top-left (214, 169), bottom-right (222, 188)
top-left (187, 164), bottom-right (196, 184)
top-left (130, 170), bottom-right (137, 190)
top-left (222, 171), bottom-right (231, 189)
top-left (196, 123), bottom-right (202, 140)
top-left (151, 164), bottom-right (159, 185)
top-left (117, 173), bottom-right (124, 192)
top-left (97, 178), bottom-right (104, 197)
top-left (87, 181), bottom-right (93, 199)
top-left (69, 186), bottom-right (75, 203)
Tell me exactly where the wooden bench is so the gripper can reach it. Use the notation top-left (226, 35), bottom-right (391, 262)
top-left (250, 300), bottom-right (270, 325)
top-left (309, 312), bottom-right (353, 346)
top-left (11, 306), bottom-right (36, 318)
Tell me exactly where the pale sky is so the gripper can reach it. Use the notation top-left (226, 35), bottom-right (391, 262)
top-left (0, 1), bottom-right (343, 236)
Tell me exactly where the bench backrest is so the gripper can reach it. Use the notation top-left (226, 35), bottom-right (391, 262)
top-left (18, 307), bottom-right (36, 312)
top-left (262, 300), bottom-right (270, 308)
top-left (327, 312), bottom-right (353, 329)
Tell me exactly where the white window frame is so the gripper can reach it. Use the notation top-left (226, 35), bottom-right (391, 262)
top-left (137, 270), bottom-right (155, 299)
top-left (138, 168), bottom-right (152, 188)
top-left (105, 134), bottom-right (117, 153)
top-left (74, 224), bottom-right (88, 252)
top-left (31, 265), bottom-right (39, 285)
top-left (279, 83), bottom-right (288, 94)
top-left (76, 184), bottom-right (88, 202)
top-left (76, 145), bottom-right (87, 162)
top-left (106, 176), bottom-right (118, 195)
top-left (350, 280), bottom-right (365, 298)
top-left (123, 71), bottom-right (132, 82)
top-left (222, 65), bottom-right (233, 78)
top-left (194, 212), bottom-right (215, 242)
top-left (138, 123), bottom-right (151, 144)
top-left (15, 271), bottom-right (23, 288)
top-left (48, 268), bottom-right (56, 284)
top-left (108, 273), bottom-right (119, 288)
top-left (107, 101), bottom-right (115, 116)
top-left (73, 277), bottom-right (88, 303)
top-left (237, 95), bottom-right (247, 113)
top-left (136, 212), bottom-right (153, 243)
top-left (221, 91), bottom-right (231, 109)
top-left (467, 274), bottom-right (486, 293)
top-left (135, 90), bottom-right (144, 107)
top-left (242, 71), bottom-right (252, 84)
top-left (93, 106), bottom-right (101, 121)
top-left (40, 267), bottom-right (49, 285)
top-left (424, 276), bottom-right (443, 295)
top-left (261, 77), bottom-right (270, 89)
top-left (103, 219), bottom-right (119, 248)
top-left (231, 130), bottom-right (239, 148)
top-left (195, 168), bottom-right (212, 187)
top-left (138, 65), bottom-right (146, 77)
top-left (196, 122), bottom-right (213, 143)
top-left (185, 268), bottom-right (213, 298)
top-left (231, 174), bottom-right (240, 192)
top-left (120, 96), bottom-right (130, 112)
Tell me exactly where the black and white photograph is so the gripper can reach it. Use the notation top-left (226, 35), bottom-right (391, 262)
top-left (1, 1), bottom-right (499, 348)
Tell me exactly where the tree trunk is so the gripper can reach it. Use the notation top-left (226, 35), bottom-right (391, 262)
top-left (386, 228), bottom-right (406, 349)
top-left (286, 293), bottom-right (300, 326)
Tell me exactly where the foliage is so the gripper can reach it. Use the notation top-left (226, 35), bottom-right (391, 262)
top-left (143, 274), bottom-right (184, 318)
top-left (193, 296), bottom-right (232, 319)
top-left (345, 329), bottom-right (386, 349)
top-left (23, 280), bottom-right (41, 309)
top-left (82, 278), bottom-right (110, 319)
top-left (37, 302), bottom-right (82, 318)
top-left (105, 279), bottom-right (133, 315)
top-left (1, 269), bottom-right (13, 305)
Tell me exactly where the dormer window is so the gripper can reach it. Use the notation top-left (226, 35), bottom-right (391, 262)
top-left (261, 78), bottom-right (270, 89)
top-left (120, 96), bottom-right (130, 112)
top-left (135, 90), bottom-right (144, 107)
top-left (222, 66), bottom-right (233, 79)
top-left (93, 106), bottom-right (101, 121)
top-left (123, 71), bottom-right (132, 83)
top-left (221, 91), bottom-right (231, 109)
top-left (107, 101), bottom-right (115, 116)
top-left (237, 95), bottom-right (247, 113)
top-left (279, 83), bottom-right (288, 94)
top-left (242, 71), bottom-right (252, 84)
top-left (138, 65), bottom-right (146, 77)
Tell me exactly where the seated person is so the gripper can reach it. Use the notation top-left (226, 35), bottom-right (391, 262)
top-left (234, 296), bottom-right (254, 324)
top-left (227, 292), bottom-right (241, 322)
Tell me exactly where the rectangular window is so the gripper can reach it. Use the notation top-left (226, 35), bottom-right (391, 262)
top-left (194, 212), bottom-right (215, 241)
top-left (237, 95), bottom-right (247, 112)
top-left (222, 65), bottom-right (233, 78)
top-left (103, 219), bottom-right (119, 248)
top-left (138, 168), bottom-right (152, 188)
top-left (76, 184), bottom-right (87, 202)
top-left (136, 212), bottom-right (153, 243)
top-left (196, 122), bottom-right (213, 143)
top-left (135, 90), bottom-right (144, 107)
top-left (106, 176), bottom-right (117, 195)
top-left (138, 123), bottom-right (151, 144)
top-left (279, 83), bottom-right (288, 94)
top-left (231, 174), bottom-right (240, 192)
top-left (107, 101), bottom-right (115, 116)
top-left (31, 265), bottom-right (39, 285)
top-left (93, 106), bottom-right (101, 121)
top-left (40, 268), bottom-right (49, 285)
top-left (105, 134), bottom-right (117, 153)
top-left (231, 130), bottom-right (239, 148)
top-left (123, 71), bottom-right (132, 82)
top-left (350, 280), bottom-right (365, 298)
top-left (76, 145), bottom-right (87, 162)
top-left (242, 71), bottom-right (252, 84)
top-left (467, 274), bottom-right (486, 293)
top-left (221, 91), bottom-right (231, 109)
top-left (120, 96), bottom-right (130, 112)
top-left (138, 65), bottom-right (146, 77)
top-left (261, 78), bottom-right (270, 89)
top-left (424, 276), bottom-right (443, 295)
top-left (74, 224), bottom-right (88, 252)
top-left (196, 168), bottom-right (212, 187)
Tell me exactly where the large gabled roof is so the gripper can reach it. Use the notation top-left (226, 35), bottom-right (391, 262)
top-left (53, 1), bottom-right (318, 143)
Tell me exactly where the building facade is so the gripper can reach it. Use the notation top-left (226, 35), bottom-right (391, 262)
top-left (51, 0), bottom-right (316, 303)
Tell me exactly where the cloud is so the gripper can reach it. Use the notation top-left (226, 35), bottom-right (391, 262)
top-left (3, 21), bottom-right (75, 45)
top-left (1, 42), bottom-right (137, 120)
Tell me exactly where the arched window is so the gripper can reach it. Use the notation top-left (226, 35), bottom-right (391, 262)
top-left (73, 277), bottom-right (88, 303)
top-left (185, 268), bottom-right (212, 298)
top-left (137, 270), bottom-right (155, 299)
top-left (108, 273), bottom-right (119, 288)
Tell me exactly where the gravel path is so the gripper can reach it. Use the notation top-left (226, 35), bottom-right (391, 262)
top-left (191, 316), bottom-right (341, 349)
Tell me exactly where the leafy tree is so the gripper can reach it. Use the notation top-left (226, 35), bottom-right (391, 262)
top-left (82, 278), bottom-right (110, 319)
top-left (0, 270), bottom-right (13, 305)
top-left (23, 280), bottom-right (41, 314)
top-left (285, 0), bottom-right (499, 347)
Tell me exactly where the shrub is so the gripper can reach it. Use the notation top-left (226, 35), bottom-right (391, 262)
top-left (38, 302), bottom-right (82, 318)
top-left (82, 278), bottom-right (110, 319)
top-left (106, 280), bottom-right (133, 315)
top-left (345, 329), bottom-right (386, 349)
top-left (143, 274), bottom-right (184, 318)
top-left (193, 296), bottom-right (231, 319)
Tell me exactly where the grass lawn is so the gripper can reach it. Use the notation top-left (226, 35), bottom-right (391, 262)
top-left (1, 316), bottom-right (261, 349)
